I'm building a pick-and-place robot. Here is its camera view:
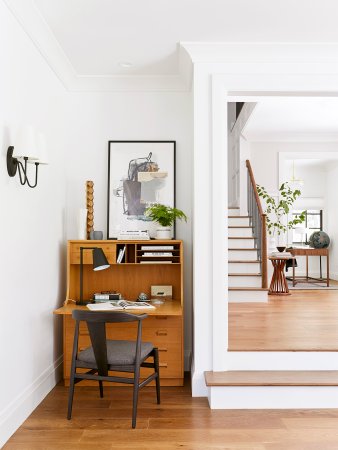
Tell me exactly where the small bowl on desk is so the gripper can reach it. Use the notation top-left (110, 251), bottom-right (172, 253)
top-left (277, 246), bottom-right (286, 252)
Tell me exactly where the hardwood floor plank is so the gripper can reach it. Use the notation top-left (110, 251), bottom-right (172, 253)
top-left (229, 288), bottom-right (338, 351)
top-left (5, 380), bottom-right (338, 449)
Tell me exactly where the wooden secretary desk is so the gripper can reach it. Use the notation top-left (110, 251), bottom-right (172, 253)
top-left (54, 240), bottom-right (184, 386)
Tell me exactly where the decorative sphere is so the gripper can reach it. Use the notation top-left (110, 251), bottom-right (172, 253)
top-left (308, 231), bottom-right (330, 249)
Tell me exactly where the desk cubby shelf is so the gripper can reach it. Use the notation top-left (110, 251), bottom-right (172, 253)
top-left (54, 239), bottom-right (184, 387)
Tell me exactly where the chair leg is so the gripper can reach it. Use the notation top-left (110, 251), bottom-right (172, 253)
top-left (67, 373), bottom-right (75, 420)
top-left (99, 380), bottom-right (104, 398)
top-left (132, 368), bottom-right (140, 428)
top-left (154, 348), bottom-right (160, 404)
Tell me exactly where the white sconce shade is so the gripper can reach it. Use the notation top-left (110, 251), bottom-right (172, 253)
top-left (13, 125), bottom-right (39, 160)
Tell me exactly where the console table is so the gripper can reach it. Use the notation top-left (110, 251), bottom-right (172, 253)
top-left (54, 240), bottom-right (184, 387)
top-left (288, 247), bottom-right (330, 287)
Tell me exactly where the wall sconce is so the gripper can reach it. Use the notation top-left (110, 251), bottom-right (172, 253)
top-left (79, 247), bottom-right (111, 305)
top-left (7, 126), bottom-right (48, 188)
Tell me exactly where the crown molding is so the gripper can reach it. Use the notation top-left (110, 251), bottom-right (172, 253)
top-left (181, 42), bottom-right (338, 65)
top-left (4, 0), bottom-right (192, 92)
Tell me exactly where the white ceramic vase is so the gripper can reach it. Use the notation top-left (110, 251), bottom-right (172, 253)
top-left (268, 236), bottom-right (276, 254)
top-left (155, 227), bottom-right (172, 240)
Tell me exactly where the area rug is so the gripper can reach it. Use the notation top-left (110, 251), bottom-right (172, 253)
top-left (287, 280), bottom-right (338, 290)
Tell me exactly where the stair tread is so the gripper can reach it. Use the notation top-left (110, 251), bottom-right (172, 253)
top-left (228, 226), bottom-right (253, 228)
top-left (228, 216), bottom-right (251, 218)
top-left (228, 248), bottom-right (259, 251)
top-left (229, 260), bottom-right (260, 263)
top-left (229, 237), bottom-right (256, 239)
top-left (228, 273), bottom-right (261, 277)
top-left (228, 287), bottom-right (268, 291)
top-left (205, 371), bottom-right (338, 387)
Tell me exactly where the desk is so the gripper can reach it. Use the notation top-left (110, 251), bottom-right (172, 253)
top-left (288, 247), bottom-right (330, 287)
top-left (54, 240), bottom-right (184, 387)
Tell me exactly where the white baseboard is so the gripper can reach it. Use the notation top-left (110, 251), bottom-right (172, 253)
top-left (0, 356), bottom-right (63, 448)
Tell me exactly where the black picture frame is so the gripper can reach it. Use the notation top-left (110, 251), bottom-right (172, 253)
top-left (107, 141), bottom-right (176, 239)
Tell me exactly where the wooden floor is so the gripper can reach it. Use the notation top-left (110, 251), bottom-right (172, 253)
top-left (5, 377), bottom-right (338, 449)
top-left (229, 286), bottom-right (338, 351)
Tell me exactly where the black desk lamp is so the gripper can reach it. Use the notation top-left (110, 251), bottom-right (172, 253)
top-left (79, 247), bottom-right (110, 305)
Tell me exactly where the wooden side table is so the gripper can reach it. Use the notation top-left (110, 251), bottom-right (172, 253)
top-left (268, 256), bottom-right (295, 295)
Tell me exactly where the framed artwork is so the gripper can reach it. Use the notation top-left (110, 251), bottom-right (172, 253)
top-left (107, 141), bottom-right (176, 239)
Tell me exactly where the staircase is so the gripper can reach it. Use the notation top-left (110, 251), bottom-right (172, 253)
top-left (228, 207), bottom-right (268, 302)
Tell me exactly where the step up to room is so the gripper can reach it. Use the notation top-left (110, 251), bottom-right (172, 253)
top-left (205, 370), bottom-right (338, 409)
top-left (228, 287), bottom-right (268, 302)
top-left (228, 260), bottom-right (261, 273)
top-left (228, 237), bottom-right (256, 249)
top-left (229, 249), bottom-right (259, 260)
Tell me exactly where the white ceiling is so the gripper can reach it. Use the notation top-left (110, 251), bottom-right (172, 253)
top-left (242, 99), bottom-right (338, 142)
top-left (5, 0), bottom-right (338, 91)
top-left (18, 0), bottom-right (338, 77)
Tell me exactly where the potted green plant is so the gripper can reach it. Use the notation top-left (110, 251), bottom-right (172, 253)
top-left (256, 182), bottom-right (306, 249)
top-left (145, 204), bottom-right (187, 239)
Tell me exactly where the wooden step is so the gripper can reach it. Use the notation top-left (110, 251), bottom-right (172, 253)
top-left (228, 273), bottom-right (261, 276)
top-left (228, 287), bottom-right (268, 291)
top-left (228, 216), bottom-right (251, 219)
top-left (205, 371), bottom-right (338, 387)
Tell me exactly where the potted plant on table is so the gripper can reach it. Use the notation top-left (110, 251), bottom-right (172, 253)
top-left (145, 204), bottom-right (187, 239)
top-left (256, 182), bottom-right (306, 251)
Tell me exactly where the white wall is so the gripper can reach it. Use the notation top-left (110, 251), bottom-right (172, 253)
top-left (0, 6), bottom-right (193, 444)
top-left (0, 2), bottom-right (69, 446)
top-left (327, 164), bottom-right (338, 279)
top-left (64, 91), bottom-right (193, 367)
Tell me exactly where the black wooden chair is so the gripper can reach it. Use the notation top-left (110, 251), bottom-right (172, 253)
top-left (67, 310), bottom-right (160, 428)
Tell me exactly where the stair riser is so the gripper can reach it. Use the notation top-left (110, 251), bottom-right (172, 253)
top-left (208, 386), bottom-right (338, 409)
top-left (228, 262), bottom-right (261, 273)
top-left (228, 227), bottom-right (253, 237)
top-left (228, 217), bottom-right (251, 226)
top-left (228, 239), bottom-right (255, 249)
top-left (228, 276), bottom-right (261, 288)
top-left (228, 209), bottom-right (240, 215)
top-left (228, 290), bottom-right (268, 303)
top-left (228, 250), bottom-right (258, 260)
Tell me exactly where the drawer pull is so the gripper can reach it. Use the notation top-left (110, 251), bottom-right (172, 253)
top-left (156, 330), bottom-right (167, 336)
top-left (159, 348), bottom-right (168, 352)
top-left (155, 316), bottom-right (167, 320)
top-left (159, 363), bottom-right (168, 368)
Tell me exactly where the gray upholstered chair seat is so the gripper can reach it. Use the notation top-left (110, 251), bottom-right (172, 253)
top-left (78, 339), bottom-right (154, 366)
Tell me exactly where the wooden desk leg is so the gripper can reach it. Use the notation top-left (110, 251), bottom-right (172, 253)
top-left (292, 258), bottom-right (295, 287)
top-left (306, 255), bottom-right (308, 281)
top-left (327, 253), bottom-right (330, 287)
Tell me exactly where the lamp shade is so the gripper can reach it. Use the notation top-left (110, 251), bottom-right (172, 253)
top-left (14, 125), bottom-right (39, 160)
top-left (35, 132), bottom-right (49, 165)
top-left (92, 248), bottom-right (110, 271)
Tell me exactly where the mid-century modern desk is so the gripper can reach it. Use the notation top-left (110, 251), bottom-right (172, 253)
top-left (54, 240), bottom-right (184, 387)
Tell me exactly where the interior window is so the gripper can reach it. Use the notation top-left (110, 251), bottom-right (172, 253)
top-left (292, 210), bottom-right (323, 244)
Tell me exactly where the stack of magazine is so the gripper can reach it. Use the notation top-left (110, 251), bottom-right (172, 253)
top-left (87, 300), bottom-right (155, 311)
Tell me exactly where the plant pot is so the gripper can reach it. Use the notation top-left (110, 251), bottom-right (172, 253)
top-left (155, 227), bottom-right (172, 240)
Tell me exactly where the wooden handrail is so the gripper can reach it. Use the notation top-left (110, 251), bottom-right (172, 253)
top-left (246, 160), bottom-right (268, 289)
top-left (246, 160), bottom-right (263, 216)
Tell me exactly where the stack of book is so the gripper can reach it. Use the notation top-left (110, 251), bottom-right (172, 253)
top-left (117, 246), bottom-right (126, 263)
top-left (140, 245), bottom-right (174, 263)
top-left (117, 230), bottom-right (150, 240)
top-left (270, 251), bottom-right (293, 258)
top-left (93, 292), bottom-right (122, 303)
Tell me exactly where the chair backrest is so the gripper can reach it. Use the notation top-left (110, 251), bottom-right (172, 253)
top-left (71, 310), bottom-right (148, 376)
